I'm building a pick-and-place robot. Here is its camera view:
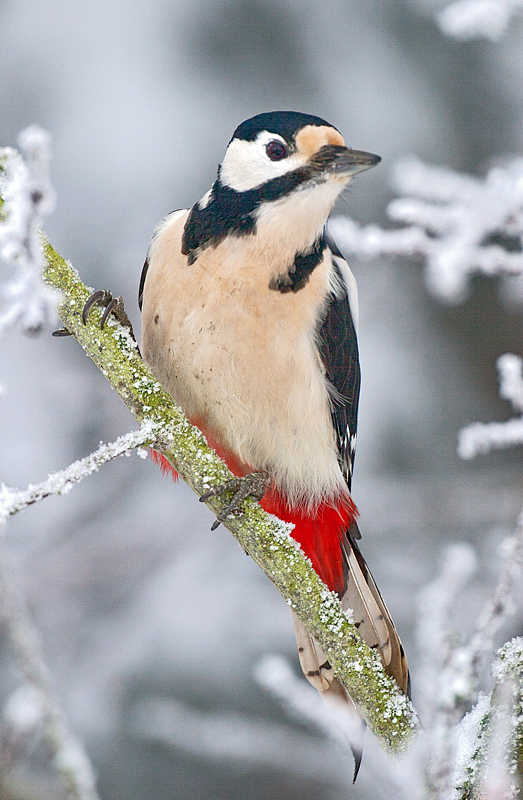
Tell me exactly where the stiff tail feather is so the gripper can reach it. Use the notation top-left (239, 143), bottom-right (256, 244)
top-left (341, 526), bottom-right (409, 696)
top-left (292, 525), bottom-right (409, 780)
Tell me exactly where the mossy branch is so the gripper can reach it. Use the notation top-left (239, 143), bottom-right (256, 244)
top-left (41, 234), bottom-right (418, 752)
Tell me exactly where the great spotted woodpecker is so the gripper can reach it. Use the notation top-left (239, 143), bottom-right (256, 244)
top-left (90, 111), bottom-right (409, 777)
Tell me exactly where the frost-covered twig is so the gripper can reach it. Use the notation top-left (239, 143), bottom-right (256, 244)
top-left (465, 520), bottom-right (523, 689)
top-left (0, 422), bottom-right (160, 525)
top-left (459, 354), bottom-right (523, 459)
top-left (330, 156), bottom-right (523, 303)
top-left (0, 545), bottom-right (100, 800)
top-left (0, 126), bottom-right (59, 337)
top-left (255, 654), bottom-right (362, 749)
top-left (417, 544), bottom-right (478, 720)
top-left (416, 523), bottom-right (523, 798)
top-left (437, 0), bottom-right (523, 40)
top-left (454, 639), bottom-right (523, 799)
top-left (435, 526), bottom-right (523, 720)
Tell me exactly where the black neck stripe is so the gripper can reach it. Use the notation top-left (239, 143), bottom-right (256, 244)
top-left (182, 167), bottom-right (316, 260)
top-left (269, 237), bottom-right (326, 293)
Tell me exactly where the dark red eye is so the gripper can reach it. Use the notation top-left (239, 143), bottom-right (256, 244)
top-left (266, 140), bottom-right (288, 161)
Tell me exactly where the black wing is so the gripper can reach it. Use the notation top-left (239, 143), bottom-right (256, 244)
top-left (318, 233), bottom-right (360, 490)
top-left (138, 257), bottom-right (148, 311)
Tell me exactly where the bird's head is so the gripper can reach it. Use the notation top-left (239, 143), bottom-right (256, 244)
top-left (182, 111), bottom-right (380, 262)
top-left (220, 110), bottom-right (380, 194)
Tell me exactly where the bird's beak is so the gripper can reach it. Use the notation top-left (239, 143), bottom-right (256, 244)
top-left (312, 145), bottom-right (381, 177)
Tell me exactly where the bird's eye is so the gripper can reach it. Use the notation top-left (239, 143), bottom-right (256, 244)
top-left (266, 140), bottom-right (288, 161)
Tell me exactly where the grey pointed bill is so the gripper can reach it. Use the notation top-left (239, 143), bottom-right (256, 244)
top-left (331, 147), bottom-right (381, 176)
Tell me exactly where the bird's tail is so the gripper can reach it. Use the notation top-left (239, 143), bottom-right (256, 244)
top-left (292, 524), bottom-right (409, 780)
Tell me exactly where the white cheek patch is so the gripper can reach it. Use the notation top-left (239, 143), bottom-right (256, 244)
top-left (220, 132), bottom-right (307, 192)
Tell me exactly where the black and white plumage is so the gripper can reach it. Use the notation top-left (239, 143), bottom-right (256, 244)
top-left (139, 111), bottom-right (409, 778)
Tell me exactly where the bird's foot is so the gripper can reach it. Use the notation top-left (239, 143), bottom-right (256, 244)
top-left (82, 289), bottom-right (135, 334)
top-left (52, 289), bottom-right (138, 345)
top-left (199, 471), bottom-right (270, 531)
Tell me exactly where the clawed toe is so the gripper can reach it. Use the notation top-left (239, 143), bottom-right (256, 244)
top-left (199, 471), bottom-right (270, 530)
top-left (52, 327), bottom-right (73, 337)
top-left (82, 289), bottom-right (138, 347)
top-left (82, 290), bottom-right (112, 326)
top-left (100, 297), bottom-right (119, 329)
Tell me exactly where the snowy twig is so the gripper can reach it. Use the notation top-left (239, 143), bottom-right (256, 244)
top-left (0, 127), bottom-right (59, 337)
top-left (465, 520), bottom-right (523, 691)
top-left (417, 544), bottom-right (478, 721)
top-left (330, 156), bottom-right (523, 303)
top-left (0, 422), bottom-right (160, 525)
top-left (255, 654), bottom-right (363, 749)
top-left (416, 524), bottom-right (523, 798)
top-left (454, 639), bottom-right (523, 799)
top-left (459, 354), bottom-right (523, 459)
top-left (0, 545), bottom-right (100, 800)
top-left (498, 353), bottom-right (523, 412)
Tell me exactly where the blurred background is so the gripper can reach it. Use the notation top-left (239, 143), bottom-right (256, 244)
top-left (1, 0), bottom-right (523, 797)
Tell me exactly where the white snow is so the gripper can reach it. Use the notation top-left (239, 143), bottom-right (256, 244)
top-left (459, 355), bottom-right (523, 459)
top-left (0, 126), bottom-right (60, 339)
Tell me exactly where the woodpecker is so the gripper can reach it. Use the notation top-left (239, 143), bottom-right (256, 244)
top-left (138, 111), bottom-right (409, 775)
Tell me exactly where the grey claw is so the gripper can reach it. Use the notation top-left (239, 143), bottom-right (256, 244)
top-left (52, 328), bottom-right (73, 337)
top-left (82, 290), bottom-right (108, 325)
top-left (199, 479), bottom-right (238, 503)
top-left (101, 297), bottom-right (119, 329)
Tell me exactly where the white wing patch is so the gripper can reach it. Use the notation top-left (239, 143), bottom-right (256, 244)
top-left (331, 253), bottom-right (359, 332)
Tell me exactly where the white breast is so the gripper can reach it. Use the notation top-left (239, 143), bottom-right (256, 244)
top-left (141, 211), bottom-right (349, 509)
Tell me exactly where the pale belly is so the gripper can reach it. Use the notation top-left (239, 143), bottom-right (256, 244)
top-left (141, 224), bottom-right (347, 506)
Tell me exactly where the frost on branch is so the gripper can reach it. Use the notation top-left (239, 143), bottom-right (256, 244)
top-left (459, 354), bottom-right (523, 458)
top-left (437, 0), bottom-right (523, 40)
top-left (254, 654), bottom-right (363, 750)
top-left (0, 125), bottom-right (59, 337)
top-left (0, 423), bottom-right (160, 798)
top-left (454, 639), bottom-right (523, 799)
top-left (0, 545), bottom-right (100, 800)
top-left (413, 528), bottom-right (523, 798)
top-left (329, 156), bottom-right (523, 303)
top-left (0, 422), bottom-right (160, 525)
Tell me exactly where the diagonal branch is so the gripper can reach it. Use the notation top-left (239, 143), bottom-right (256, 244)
top-left (39, 233), bottom-right (418, 752)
